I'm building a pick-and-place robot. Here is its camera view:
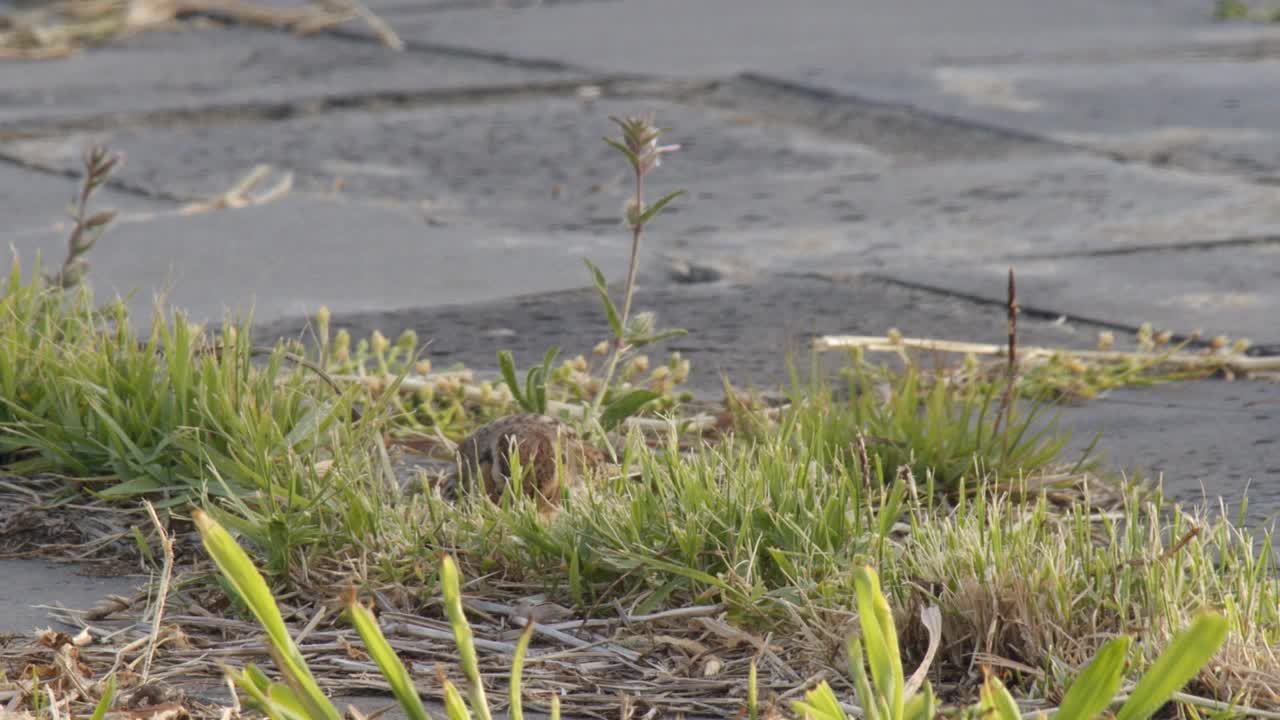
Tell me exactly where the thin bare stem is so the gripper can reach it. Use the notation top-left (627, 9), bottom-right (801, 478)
top-left (140, 501), bottom-right (175, 684)
top-left (991, 267), bottom-right (1019, 441)
top-left (618, 165), bottom-right (645, 336)
top-left (587, 153), bottom-right (646, 428)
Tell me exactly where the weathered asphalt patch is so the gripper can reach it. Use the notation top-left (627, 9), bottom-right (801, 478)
top-left (0, 559), bottom-right (142, 635)
top-left (3, 195), bottom-right (630, 326)
top-left (875, 243), bottom-right (1280, 342)
top-left (1056, 380), bottom-right (1280, 533)
top-left (0, 24), bottom-right (580, 130)
top-left (373, 0), bottom-right (1221, 78)
top-left (8, 97), bottom-right (1280, 279)
top-left (0, 96), bottom-right (886, 230)
top-left (0, 161), bottom-right (175, 237)
top-left (768, 52), bottom-right (1280, 179)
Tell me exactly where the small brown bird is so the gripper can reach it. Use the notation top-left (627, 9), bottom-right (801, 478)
top-left (454, 414), bottom-right (605, 513)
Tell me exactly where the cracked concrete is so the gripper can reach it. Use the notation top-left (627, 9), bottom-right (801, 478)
top-left (877, 242), bottom-right (1280, 342)
top-left (0, 24), bottom-right (583, 130)
top-left (3, 0), bottom-right (1280, 679)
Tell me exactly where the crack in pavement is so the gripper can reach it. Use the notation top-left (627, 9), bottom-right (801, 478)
top-left (0, 76), bottom-right (708, 141)
top-left (0, 148), bottom-right (190, 204)
top-left (728, 71), bottom-right (1280, 188)
top-left (184, 4), bottom-right (600, 73)
top-left (725, 72), bottom-right (1081, 156)
top-left (939, 35), bottom-right (1280, 67)
top-left (868, 270), bottom-right (1280, 355)
top-left (1001, 233), bottom-right (1280, 262)
top-left (859, 271), bottom-right (1222, 348)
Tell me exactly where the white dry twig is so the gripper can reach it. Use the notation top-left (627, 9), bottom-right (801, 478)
top-left (140, 500), bottom-right (176, 684)
top-left (813, 334), bottom-right (1280, 375)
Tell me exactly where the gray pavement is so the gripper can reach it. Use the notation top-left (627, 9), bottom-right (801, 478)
top-left (0, 559), bottom-right (141, 635)
top-left (3, 0), bottom-right (1280, 678)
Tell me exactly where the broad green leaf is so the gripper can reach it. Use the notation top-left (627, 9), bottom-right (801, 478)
top-left (601, 389), bottom-right (660, 431)
top-left (1053, 636), bottom-right (1132, 720)
top-left (345, 590), bottom-right (434, 720)
top-left (1115, 613), bottom-right (1228, 720)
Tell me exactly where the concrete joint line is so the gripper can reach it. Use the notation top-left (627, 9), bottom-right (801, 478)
top-left (0, 76), bottom-right (711, 142)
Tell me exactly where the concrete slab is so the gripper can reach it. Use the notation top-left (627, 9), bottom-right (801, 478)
top-left (2, 195), bottom-right (630, 325)
top-left (379, 0), bottom-right (1229, 78)
top-left (1058, 380), bottom-right (1280, 533)
top-left (0, 96), bottom-right (884, 220)
top-left (768, 54), bottom-right (1280, 178)
top-left (0, 161), bottom-right (175, 237)
top-left (0, 559), bottom-right (142, 635)
top-left (9, 98), bottom-right (1280, 278)
top-left (876, 243), bottom-right (1280, 342)
top-left (0, 24), bottom-right (579, 130)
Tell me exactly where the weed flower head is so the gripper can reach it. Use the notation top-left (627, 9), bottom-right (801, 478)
top-left (612, 114), bottom-right (681, 174)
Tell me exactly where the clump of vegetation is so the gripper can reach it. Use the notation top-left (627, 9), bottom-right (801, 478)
top-left (1214, 0), bottom-right (1254, 19)
top-left (0, 0), bottom-right (402, 60)
top-left (113, 510), bottom-right (1233, 720)
top-left (3, 121), bottom-right (1279, 719)
top-left (1212, 0), bottom-right (1280, 21)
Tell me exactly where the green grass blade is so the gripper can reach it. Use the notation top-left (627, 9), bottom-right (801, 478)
top-left (344, 588), bottom-right (434, 720)
top-left (846, 638), bottom-right (879, 720)
top-left (440, 555), bottom-right (493, 720)
top-left (497, 351), bottom-right (528, 411)
top-left (442, 678), bottom-right (473, 720)
top-left (1115, 613), bottom-right (1229, 720)
top-left (583, 259), bottom-right (622, 339)
top-left (509, 623), bottom-right (535, 720)
top-left (852, 566), bottom-right (903, 717)
top-left (88, 673), bottom-right (116, 720)
top-left (791, 682), bottom-right (849, 720)
top-left (193, 509), bottom-right (341, 720)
